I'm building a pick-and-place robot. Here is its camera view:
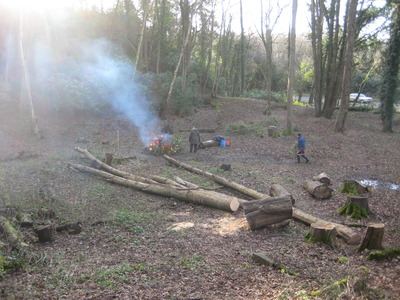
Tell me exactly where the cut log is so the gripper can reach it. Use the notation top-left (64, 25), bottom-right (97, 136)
top-left (303, 179), bottom-right (333, 199)
top-left (309, 223), bottom-right (337, 246)
top-left (293, 208), bottom-right (361, 244)
top-left (358, 223), bottom-right (385, 252)
top-left (242, 196), bottom-right (292, 230)
top-left (198, 140), bottom-right (220, 149)
top-left (68, 162), bottom-right (241, 212)
top-left (312, 173), bottom-right (331, 185)
top-left (163, 155), bottom-right (266, 200)
top-left (269, 184), bottom-right (295, 204)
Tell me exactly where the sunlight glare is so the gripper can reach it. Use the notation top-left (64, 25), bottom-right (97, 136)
top-left (0, 0), bottom-right (74, 12)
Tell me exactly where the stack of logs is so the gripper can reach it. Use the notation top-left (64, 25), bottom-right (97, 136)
top-left (303, 172), bottom-right (333, 199)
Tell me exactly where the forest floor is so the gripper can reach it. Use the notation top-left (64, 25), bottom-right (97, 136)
top-left (0, 97), bottom-right (400, 299)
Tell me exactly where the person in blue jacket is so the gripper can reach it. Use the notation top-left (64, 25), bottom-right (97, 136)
top-left (297, 133), bottom-right (309, 163)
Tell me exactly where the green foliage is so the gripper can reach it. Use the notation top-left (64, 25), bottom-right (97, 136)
top-left (272, 91), bottom-right (286, 103)
top-left (338, 256), bottom-right (347, 264)
top-left (110, 209), bottom-right (154, 228)
top-left (243, 89), bottom-right (267, 99)
top-left (264, 116), bottom-right (280, 127)
top-left (180, 255), bottom-right (205, 270)
top-left (339, 182), bottom-right (359, 196)
top-left (310, 279), bottom-right (348, 298)
top-left (338, 202), bottom-right (368, 220)
top-left (366, 248), bottom-right (400, 261)
top-left (224, 121), bottom-right (250, 135)
top-left (94, 264), bottom-right (136, 287)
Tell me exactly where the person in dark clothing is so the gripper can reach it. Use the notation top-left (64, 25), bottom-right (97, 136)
top-left (189, 127), bottom-right (201, 153)
top-left (297, 133), bottom-right (309, 163)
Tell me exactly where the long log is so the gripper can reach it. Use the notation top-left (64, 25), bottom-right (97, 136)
top-left (68, 162), bottom-right (241, 212)
top-left (75, 147), bottom-right (160, 185)
top-left (0, 216), bottom-right (29, 249)
top-left (303, 179), bottom-right (333, 199)
top-left (242, 196), bottom-right (292, 230)
top-left (163, 155), bottom-right (266, 199)
top-left (199, 140), bottom-right (220, 149)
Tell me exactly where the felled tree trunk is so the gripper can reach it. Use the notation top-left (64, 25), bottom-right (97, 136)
top-left (163, 155), bottom-right (266, 200)
top-left (309, 223), bottom-right (337, 246)
top-left (303, 179), bottom-right (333, 199)
top-left (68, 162), bottom-right (241, 212)
top-left (293, 208), bottom-right (360, 244)
top-left (242, 196), bottom-right (292, 230)
top-left (198, 140), bottom-right (220, 149)
top-left (312, 173), bottom-right (331, 185)
top-left (269, 184), bottom-right (295, 204)
top-left (180, 128), bottom-right (216, 133)
top-left (358, 223), bottom-right (385, 252)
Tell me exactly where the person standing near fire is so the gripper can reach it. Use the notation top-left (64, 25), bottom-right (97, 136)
top-left (297, 133), bottom-right (310, 163)
top-left (189, 127), bottom-right (201, 153)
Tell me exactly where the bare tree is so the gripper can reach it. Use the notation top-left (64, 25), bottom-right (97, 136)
top-left (18, 11), bottom-right (40, 138)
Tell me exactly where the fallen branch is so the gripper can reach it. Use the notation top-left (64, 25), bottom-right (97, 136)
top-left (0, 216), bottom-right (29, 249)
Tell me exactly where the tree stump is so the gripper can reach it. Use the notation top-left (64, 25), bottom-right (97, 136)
top-left (220, 164), bottom-right (231, 171)
top-left (358, 223), bottom-right (385, 252)
top-left (338, 196), bottom-right (369, 219)
top-left (267, 126), bottom-right (278, 137)
top-left (242, 196), bottom-right (292, 230)
top-left (105, 153), bottom-right (113, 166)
top-left (309, 223), bottom-right (337, 246)
top-left (303, 180), bottom-right (333, 199)
top-left (312, 172), bottom-right (331, 185)
top-left (35, 225), bottom-right (54, 243)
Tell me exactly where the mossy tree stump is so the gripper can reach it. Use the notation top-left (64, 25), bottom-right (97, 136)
top-left (35, 225), bottom-right (54, 243)
top-left (338, 196), bottom-right (369, 219)
top-left (308, 223), bottom-right (337, 246)
top-left (267, 126), bottom-right (278, 137)
top-left (358, 223), bottom-right (385, 252)
top-left (105, 153), bottom-right (113, 166)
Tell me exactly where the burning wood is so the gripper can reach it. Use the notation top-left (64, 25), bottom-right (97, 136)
top-left (145, 135), bottom-right (180, 155)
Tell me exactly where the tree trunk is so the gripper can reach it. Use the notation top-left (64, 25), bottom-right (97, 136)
top-left (309, 223), bottom-right (337, 246)
top-left (312, 172), bottom-right (331, 185)
top-left (243, 196), bottom-right (292, 230)
top-left (68, 162), bottom-right (241, 212)
top-left (286, 0), bottom-right (297, 132)
top-left (334, 0), bottom-right (358, 132)
top-left (303, 179), bottom-right (333, 199)
top-left (163, 155), bottom-right (266, 199)
top-left (358, 223), bottom-right (385, 252)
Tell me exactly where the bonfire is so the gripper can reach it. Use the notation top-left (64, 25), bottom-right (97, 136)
top-left (145, 134), bottom-right (181, 155)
